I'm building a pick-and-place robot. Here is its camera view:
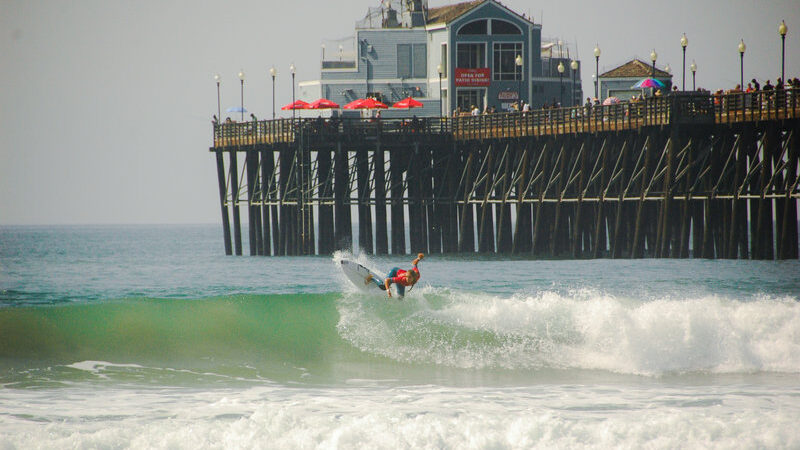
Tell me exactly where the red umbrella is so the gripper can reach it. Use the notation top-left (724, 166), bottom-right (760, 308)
top-left (281, 100), bottom-right (310, 110)
top-left (344, 98), bottom-right (388, 109)
top-left (308, 98), bottom-right (340, 109)
top-left (392, 97), bottom-right (424, 108)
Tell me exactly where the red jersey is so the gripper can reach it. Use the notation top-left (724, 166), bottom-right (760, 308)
top-left (391, 266), bottom-right (420, 287)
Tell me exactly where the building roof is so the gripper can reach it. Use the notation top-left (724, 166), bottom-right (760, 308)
top-left (600, 59), bottom-right (672, 79)
top-left (426, 0), bottom-right (485, 25)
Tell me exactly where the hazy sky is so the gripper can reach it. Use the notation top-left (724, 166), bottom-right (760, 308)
top-left (1, 0), bottom-right (798, 225)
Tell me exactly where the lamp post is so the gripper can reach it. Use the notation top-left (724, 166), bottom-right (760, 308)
top-left (557, 61), bottom-right (565, 106)
top-left (570, 60), bottom-right (578, 106)
top-left (650, 49), bottom-right (657, 78)
top-left (238, 70), bottom-right (245, 122)
top-left (593, 45), bottom-right (601, 99)
top-left (290, 63), bottom-right (296, 121)
top-left (779, 20), bottom-right (787, 83)
top-left (690, 60), bottom-right (697, 91)
top-left (269, 67), bottom-right (276, 119)
top-left (436, 64), bottom-right (443, 119)
top-left (680, 33), bottom-right (688, 91)
top-left (515, 54), bottom-right (523, 107)
top-left (214, 74), bottom-right (221, 121)
top-left (738, 39), bottom-right (746, 90)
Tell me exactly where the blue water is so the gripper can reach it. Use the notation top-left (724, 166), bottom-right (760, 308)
top-left (1, 225), bottom-right (799, 448)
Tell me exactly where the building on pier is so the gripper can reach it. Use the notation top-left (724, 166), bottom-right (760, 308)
top-left (598, 59), bottom-right (673, 102)
top-left (298, 0), bottom-right (582, 118)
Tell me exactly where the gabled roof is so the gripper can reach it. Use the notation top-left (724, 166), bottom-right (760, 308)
top-left (426, 0), bottom-right (485, 25)
top-left (600, 59), bottom-right (672, 79)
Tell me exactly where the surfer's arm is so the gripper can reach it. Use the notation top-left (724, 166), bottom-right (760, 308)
top-left (384, 278), bottom-right (393, 297)
top-left (412, 253), bottom-right (424, 266)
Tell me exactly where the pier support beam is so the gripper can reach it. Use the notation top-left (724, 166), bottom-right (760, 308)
top-left (230, 150), bottom-right (243, 256)
top-left (215, 150), bottom-right (232, 256)
top-left (317, 148), bottom-right (334, 255)
top-left (390, 148), bottom-right (406, 254)
top-left (373, 144), bottom-right (388, 255)
top-left (334, 142), bottom-right (352, 251)
top-left (260, 149), bottom-right (273, 256)
top-left (246, 150), bottom-right (258, 256)
top-left (356, 147), bottom-right (373, 254)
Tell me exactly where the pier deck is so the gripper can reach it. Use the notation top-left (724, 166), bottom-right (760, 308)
top-left (210, 90), bottom-right (800, 259)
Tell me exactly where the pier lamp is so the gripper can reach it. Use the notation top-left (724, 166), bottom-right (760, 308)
top-left (290, 63), bottom-right (296, 121)
top-left (557, 61), bottom-right (565, 106)
top-left (680, 33), bottom-right (688, 91)
top-left (690, 60), bottom-right (697, 91)
top-left (570, 60), bottom-right (578, 106)
top-left (437, 64), bottom-right (443, 119)
top-left (650, 49), bottom-right (657, 78)
top-left (338, 44), bottom-right (343, 61)
top-left (738, 39), bottom-right (746, 90)
top-left (214, 74), bottom-right (221, 121)
top-left (515, 54), bottom-right (523, 107)
top-left (779, 20), bottom-right (787, 84)
top-left (238, 70), bottom-right (245, 122)
top-left (270, 67), bottom-right (276, 119)
top-left (593, 45), bottom-right (601, 99)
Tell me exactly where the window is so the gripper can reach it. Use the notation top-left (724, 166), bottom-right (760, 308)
top-left (491, 19), bottom-right (521, 35)
top-left (412, 44), bottom-right (426, 78)
top-left (457, 43), bottom-right (486, 69)
top-left (493, 43), bottom-right (522, 80)
top-left (458, 19), bottom-right (487, 35)
top-left (397, 44), bottom-right (411, 78)
top-left (440, 44), bottom-right (447, 76)
top-left (397, 44), bottom-right (426, 78)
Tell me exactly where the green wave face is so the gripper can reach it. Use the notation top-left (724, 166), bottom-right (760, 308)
top-left (3, 288), bottom-right (799, 388)
top-left (0, 295), bottom-right (356, 386)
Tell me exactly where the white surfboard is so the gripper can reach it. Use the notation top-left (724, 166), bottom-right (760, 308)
top-left (339, 259), bottom-right (389, 294)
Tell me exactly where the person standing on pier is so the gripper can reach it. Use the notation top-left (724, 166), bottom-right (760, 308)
top-left (366, 253), bottom-right (424, 298)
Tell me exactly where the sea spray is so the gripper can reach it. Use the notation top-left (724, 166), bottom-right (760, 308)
top-left (337, 285), bottom-right (800, 376)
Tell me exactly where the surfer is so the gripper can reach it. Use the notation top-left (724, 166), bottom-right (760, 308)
top-left (366, 253), bottom-right (424, 298)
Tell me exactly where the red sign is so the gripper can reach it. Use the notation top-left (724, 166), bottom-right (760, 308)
top-left (454, 68), bottom-right (491, 87)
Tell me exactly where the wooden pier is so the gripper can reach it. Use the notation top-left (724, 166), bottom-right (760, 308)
top-left (210, 90), bottom-right (800, 259)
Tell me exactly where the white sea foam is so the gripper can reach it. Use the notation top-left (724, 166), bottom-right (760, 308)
top-left (337, 285), bottom-right (800, 376)
top-left (1, 384), bottom-right (798, 449)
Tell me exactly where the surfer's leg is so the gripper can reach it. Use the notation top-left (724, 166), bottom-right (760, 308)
top-left (377, 267), bottom-right (400, 291)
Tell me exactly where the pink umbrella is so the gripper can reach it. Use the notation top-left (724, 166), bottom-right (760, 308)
top-left (392, 97), bottom-right (424, 108)
top-left (631, 78), bottom-right (665, 89)
top-left (281, 100), bottom-right (310, 110)
top-left (602, 96), bottom-right (621, 105)
top-left (308, 98), bottom-right (340, 109)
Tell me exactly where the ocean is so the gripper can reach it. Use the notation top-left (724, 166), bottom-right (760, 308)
top-left (1, 224), bottom-right (799, 449)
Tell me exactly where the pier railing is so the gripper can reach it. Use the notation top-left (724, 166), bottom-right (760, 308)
top-left (213, 116), bottom-right (449, 148)
top-left (212, 88), bottom-right (799, 148)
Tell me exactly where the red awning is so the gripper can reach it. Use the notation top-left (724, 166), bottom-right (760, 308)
top-left (343, 98), bottom-right (388, 109)
top-left (392, 97), bottom-right (424, 108)
top-left (281, 100), bottom-right (310, 110)
top-left (308, 98), bottom-right (340, 109)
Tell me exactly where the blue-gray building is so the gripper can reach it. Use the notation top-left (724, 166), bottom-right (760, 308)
top-left (299, 0), bottom-right (582, 117)
top-left (598, 59), bottom-right (673, 102)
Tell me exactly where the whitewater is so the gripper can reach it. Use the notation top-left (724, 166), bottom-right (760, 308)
top-left (1, 225), bottom-right (799, 448)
